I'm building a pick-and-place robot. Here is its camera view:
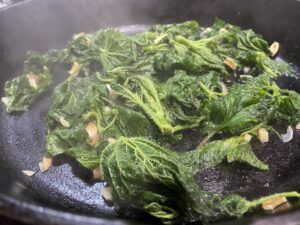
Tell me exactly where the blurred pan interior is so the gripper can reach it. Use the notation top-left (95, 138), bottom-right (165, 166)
top-left (1, 0), bottom-right (300, 225)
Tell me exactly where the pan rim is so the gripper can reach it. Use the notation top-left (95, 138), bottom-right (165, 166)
top-left (2, 191), bottom-right (300, 225)
top-left (0, 192), bottom-right (145, 225)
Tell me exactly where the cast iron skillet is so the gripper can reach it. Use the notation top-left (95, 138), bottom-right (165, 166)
top-left (1, 0), bottom-right (300, 224)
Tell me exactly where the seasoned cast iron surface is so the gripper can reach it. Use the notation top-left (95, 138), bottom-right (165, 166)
top-left (1, 0), bottom-right (300, 225)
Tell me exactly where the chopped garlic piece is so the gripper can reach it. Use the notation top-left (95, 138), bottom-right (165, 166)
top-left (73, 32), bottom-right (85, 40)
top-left (86, 122), bottom-right (98, 137)
top-left (101, 187), bottom-right (113, 202)
top-left (224, 57), bottom-right (237, 70)
top-left (242, 133), bottom-right (252, 142)
top-left (240, 75), bottom-right (253, 79)
top-left (107, 137), bottom-right (116, 144)
top-left (104, 106), bottom-right (112, 113)
top-left (281, 126), bottom-right (293, 143)
top-left (106, 84), bottom-right (118, 100)
top-left (269, 42), bottom-right (280, 57)
top-left (203, 28), bottom-right (212, 34)
top-left (68, 62), bottom-right (81, 76)
top-left (85, 37), bottom-right (92, 46)
top-left (92, 168), bottom-right (102, 180)
top-left (91, 136), bottom-right (100, 146)
top-left (39, 162), bottom-right (44, 172)
top-left (243, 66), bottom-right (251, 74)
top-left (86, 122), bottom-right (100, 145)
top-left (26, 73), bottom-right (40, 89)
top-left (262, 197), bottom-right (287, 210)
top-left (22, 170), bottom-right (36, 177)
top-left (219, 28), bottom-right (227, 33)
top-left (258, 128), bottom-right (269, 143)
top-left (59, 116), bottom-right (70, 128)
top-left (1, 97), bottom-right (9, 106)
top-left (42, 157), bottom-right (53, 171)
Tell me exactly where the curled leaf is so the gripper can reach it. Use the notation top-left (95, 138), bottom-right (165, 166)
top-left (224, 57), bottom-right (237, 70)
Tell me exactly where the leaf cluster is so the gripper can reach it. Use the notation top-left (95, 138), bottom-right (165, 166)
top-left (2, 19), bottom-right (300, 224)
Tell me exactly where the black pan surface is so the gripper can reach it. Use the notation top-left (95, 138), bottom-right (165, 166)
top-left (1, 0), bottom-right (300, 224)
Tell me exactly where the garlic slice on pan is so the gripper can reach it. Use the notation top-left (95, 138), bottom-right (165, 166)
top-left (258, 128), bottom-right (269, 143)
top-left (22, 170), bottom-right (36, 177)
top-left (269, 42), bottom-right (280, 57)
top-left (281, 126), bottom-right (293, 143)
top-left (101, 187), bottom-right (113, 202)
top-left (262, 197), bottom-right (287, 210)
